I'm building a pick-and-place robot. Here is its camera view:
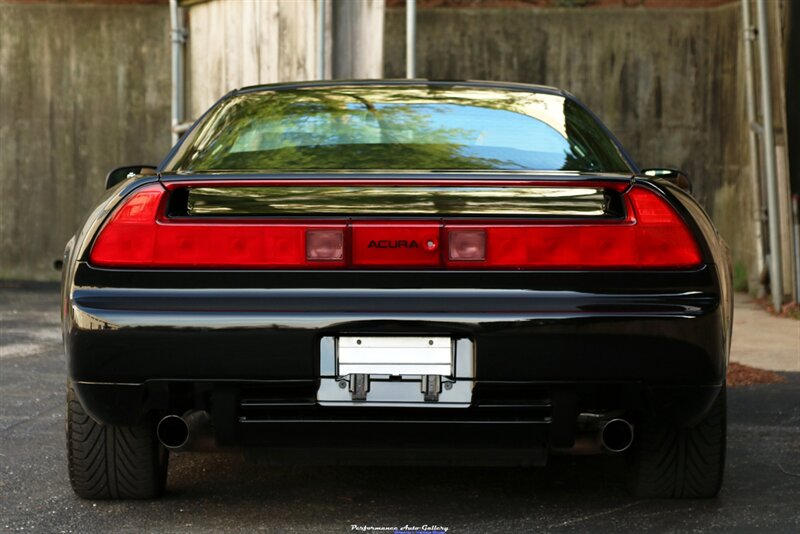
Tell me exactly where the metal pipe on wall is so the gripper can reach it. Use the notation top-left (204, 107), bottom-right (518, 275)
top-left (317, 0), bottom-right (326, 80)
top-left (755, 0), bottom-right (784, 310)
top-left (793, 195), bottom-right (800, 304)
top-left (740, 0), bottom-right (766, 297)
top-left (169, 0), bottom-right (186, 146)
top-left (406, 0), bottom-right (416, 78)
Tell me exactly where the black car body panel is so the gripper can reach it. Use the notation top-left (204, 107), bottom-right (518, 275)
top-left (61, 81), bottom-right (732, 470)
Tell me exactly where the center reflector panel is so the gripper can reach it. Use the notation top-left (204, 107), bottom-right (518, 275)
top-left (351, 222), bottom-right (441, 267)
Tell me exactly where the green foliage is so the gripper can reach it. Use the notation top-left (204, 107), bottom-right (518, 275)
top-left (173, 89), bottom-right (496, 171)
top-left (166, 86), bottom-right (631, 173)
top-left (733, 261), bottom-right (748, 293)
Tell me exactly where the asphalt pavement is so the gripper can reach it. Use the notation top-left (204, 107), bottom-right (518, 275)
top-left (1, 282), bottom-right (799, 533)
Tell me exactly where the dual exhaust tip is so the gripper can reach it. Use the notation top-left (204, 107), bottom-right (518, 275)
top-left (599, 418), bottom-right (635, 453)
top-left (156, 415), bottom-right (191, 450)
top-left (156, 411), bottom-right (213, 451)
top-left (554, 417), bottom-right (635, 455)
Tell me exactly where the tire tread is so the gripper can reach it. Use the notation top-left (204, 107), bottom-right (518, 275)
top-left (66, 383), bottom-right (168, 499)
top-left (628, 386), bottom-right (726, 499)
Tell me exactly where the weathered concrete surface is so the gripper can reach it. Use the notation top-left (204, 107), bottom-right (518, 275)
top-left (185, 0), bottom-right (385, 118)
top-left (1, 283), bottom-right (799, 531)
top-left (1, 1), bottom-right (791, 292)
top-left (186, 0), bottom-right (323, 118)
top-left (730, 292), bottom-right (800, 372)
top-left (0, 3), bottom-right (171, 281)
top-left (385, 5), bottom-right (758, 290)
top-left (332, 0), bottom-right (385, 79)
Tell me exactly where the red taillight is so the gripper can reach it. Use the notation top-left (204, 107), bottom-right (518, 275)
top-left (444, 186), bottom-right (701, 269)
top-left (89, 184), bottom-right (701, 270)
top-left (627, 186), bottom-right (702, 268)
top-left (90, 184), bottom-right (346, 268)
top-left (89, 184), bottom-right (164, 267)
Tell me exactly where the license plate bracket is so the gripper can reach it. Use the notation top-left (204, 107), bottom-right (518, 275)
top-left (317, 336), bottom-right (474, 407)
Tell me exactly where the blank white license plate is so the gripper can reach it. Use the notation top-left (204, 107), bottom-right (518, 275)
top-left (337, 336), bottom-right (453, 376)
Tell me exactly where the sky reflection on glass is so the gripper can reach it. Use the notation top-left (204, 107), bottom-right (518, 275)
top-left (166, 86), bottom-right (630, 173)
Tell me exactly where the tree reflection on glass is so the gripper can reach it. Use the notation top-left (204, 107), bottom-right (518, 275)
top-left (167, 86), bottom-right (630, 173)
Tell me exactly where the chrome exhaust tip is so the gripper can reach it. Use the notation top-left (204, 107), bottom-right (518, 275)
top-left (156, 414), bottom-right (190, 450)
top-left (601, 418), bottom-right (634, 453)
top-left (157, 411), bottom-right (215, 451)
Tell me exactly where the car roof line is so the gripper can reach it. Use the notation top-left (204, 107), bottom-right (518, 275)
top-left (233, 79), bottom-right (567, 97)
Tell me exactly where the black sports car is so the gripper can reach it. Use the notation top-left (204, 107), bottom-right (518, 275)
top-left (61, 80), bottom-right (731, 500)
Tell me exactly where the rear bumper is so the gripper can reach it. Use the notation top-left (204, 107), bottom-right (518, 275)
top-left (65, 264), bottom-right (727, 436)
top-left (67, 273), bottom-right (725, 385)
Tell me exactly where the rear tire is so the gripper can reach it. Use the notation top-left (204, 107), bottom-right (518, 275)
top-left (627, 385), bottom-right (726, 498)
top-left (66, 382), bottom-right (168, 499)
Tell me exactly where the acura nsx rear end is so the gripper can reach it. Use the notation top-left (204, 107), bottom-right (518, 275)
top-left (61, 81), bottom-right (731, 500)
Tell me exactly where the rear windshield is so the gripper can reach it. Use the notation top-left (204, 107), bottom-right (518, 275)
top-left (164, 86), bottom-right (631, 173)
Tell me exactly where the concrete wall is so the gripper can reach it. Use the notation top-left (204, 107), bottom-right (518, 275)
top-left (1, 1), bottom-right (789, 291)
top-left (185, 0), bottom-right (385, 118)
top-left (0, 2), bottom-right (171, 280)
top-left (186, 0), bottom-right (326, 118)
top-left (0, 0), bottom-right (386, 281)
top-left (385, 4), bottom-right (758, 286)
